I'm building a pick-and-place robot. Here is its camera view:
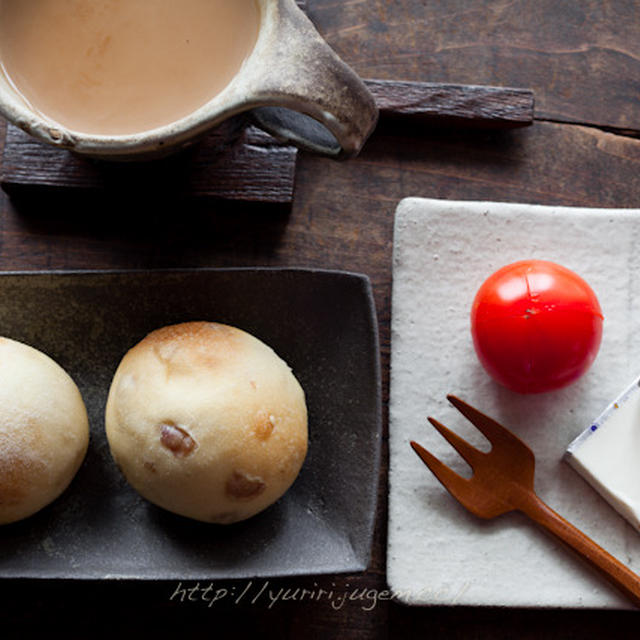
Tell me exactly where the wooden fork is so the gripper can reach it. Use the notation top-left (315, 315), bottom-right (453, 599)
top-left (410, 394), bottom-right (640, 607)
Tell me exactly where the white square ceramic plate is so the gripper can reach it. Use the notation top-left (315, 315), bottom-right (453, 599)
top-left (388, 198), bottom-right (640, 608)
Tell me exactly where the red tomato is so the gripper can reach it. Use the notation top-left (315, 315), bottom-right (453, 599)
top-left (471, 260), bottom-right (604, 394)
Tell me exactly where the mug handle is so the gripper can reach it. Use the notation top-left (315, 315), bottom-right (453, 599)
top-left (246, 0), bottom-right (378, 159)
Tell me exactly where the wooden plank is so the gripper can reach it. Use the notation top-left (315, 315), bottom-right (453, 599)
top-left (1, 122), bottom-right (298, 203)
top-left (367, 79), bottom-right (534, 128)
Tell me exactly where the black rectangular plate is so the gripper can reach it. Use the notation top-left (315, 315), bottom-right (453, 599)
top-left (0, 268), bottom-right (381, 579)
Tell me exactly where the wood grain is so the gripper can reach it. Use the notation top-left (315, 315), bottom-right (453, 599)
top-left (309, 0), bottom-right (640, 133)
top-left (3, 0), bottom-right (640, 638)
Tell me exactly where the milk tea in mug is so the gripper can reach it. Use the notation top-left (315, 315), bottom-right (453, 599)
top-left (0, 0), bottom-right (260, 135)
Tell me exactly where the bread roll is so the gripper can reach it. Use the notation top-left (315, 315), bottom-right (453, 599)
top-left (0, 337), bottom-right (89, 525)
top-left (105, 322), bottom-right (308, 524)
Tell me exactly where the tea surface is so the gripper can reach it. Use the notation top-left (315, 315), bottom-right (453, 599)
top-left (0, 0), bottom-right (260, 135)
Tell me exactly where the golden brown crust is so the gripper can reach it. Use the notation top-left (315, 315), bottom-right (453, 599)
top-left (142, 322), bottom-right (246, 376)
top-left (0, 455), bottom-right (36, 507)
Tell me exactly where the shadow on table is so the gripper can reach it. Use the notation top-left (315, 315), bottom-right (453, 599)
top-left (4, 187), bottom-right (292, 267)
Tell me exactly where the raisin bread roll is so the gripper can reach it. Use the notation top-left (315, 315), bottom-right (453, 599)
top-left (105, 322), bottom-right (308, 524)
top-left (0, 337), bottom-right (89, 525)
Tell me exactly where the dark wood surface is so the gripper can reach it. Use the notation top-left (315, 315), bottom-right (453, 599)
top-left (2, 1), bottom-right (640, 638)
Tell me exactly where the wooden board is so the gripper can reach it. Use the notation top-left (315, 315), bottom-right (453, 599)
top-left (3, 0), bottom-right (640, 637)
top-left (366, 80), bottom-right (533, 128)
top-left (0, 122), bottom-right (299, 204)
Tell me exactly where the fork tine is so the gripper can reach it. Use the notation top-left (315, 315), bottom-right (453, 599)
top-left (410, 440), bottom-right (473, 503)
top-left (427, 416), bottom-right (484, 468)
top-left (447, 394), bottom-right (524, 449)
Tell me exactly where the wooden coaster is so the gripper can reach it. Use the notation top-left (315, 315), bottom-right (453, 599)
top-left (1, 121), bottom-right (299, 204)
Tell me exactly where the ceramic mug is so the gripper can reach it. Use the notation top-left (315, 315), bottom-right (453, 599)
top-left (0, 0), bottom-right (378, 160)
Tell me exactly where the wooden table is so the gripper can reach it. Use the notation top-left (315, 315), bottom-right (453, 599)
top-left (2, 1), bottom-right (640, 637)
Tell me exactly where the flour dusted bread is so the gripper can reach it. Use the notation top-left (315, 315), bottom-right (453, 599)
top-left (105, 322), bottom-right (308, 524)
top-left (0, 337), bottom-right (89, 525)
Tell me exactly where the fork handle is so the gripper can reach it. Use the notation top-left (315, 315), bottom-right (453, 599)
top-left (519, 492), bottom-right (640, 607)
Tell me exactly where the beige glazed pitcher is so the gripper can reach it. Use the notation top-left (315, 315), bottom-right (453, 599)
top-left (0, 0), bottom-right (378, 160)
